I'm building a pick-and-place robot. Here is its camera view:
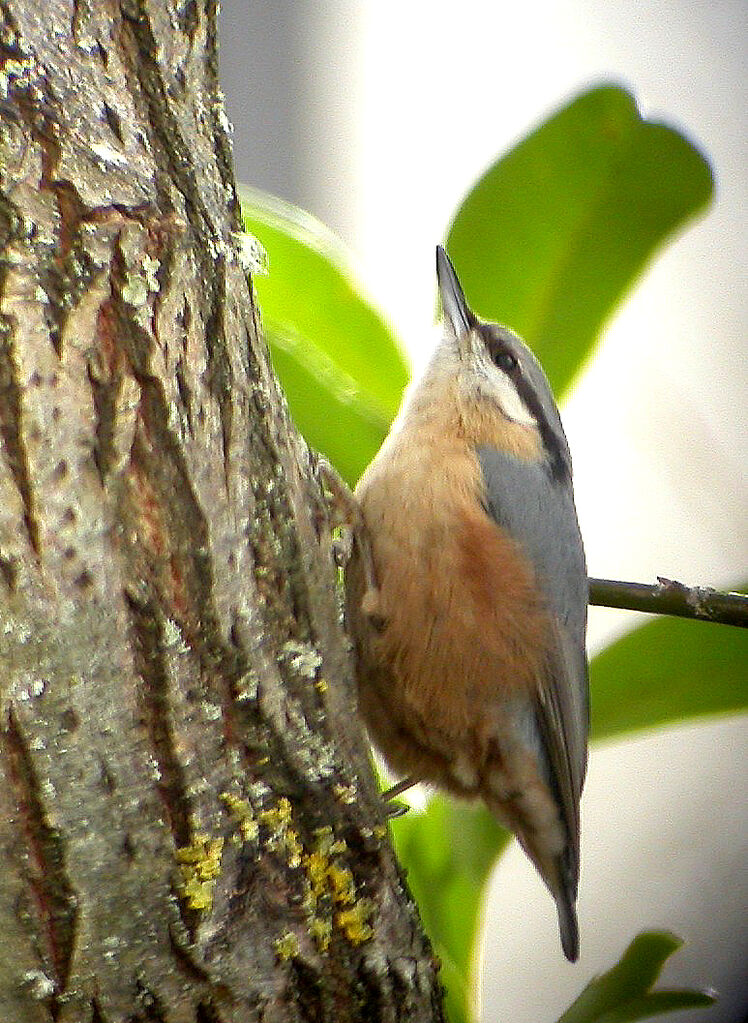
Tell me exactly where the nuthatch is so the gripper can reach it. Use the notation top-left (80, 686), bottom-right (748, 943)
top-left (346, 246), bottom-right (588, 961)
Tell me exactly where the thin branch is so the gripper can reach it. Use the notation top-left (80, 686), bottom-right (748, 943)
top-left (588, 576), bottom-right (748, 628)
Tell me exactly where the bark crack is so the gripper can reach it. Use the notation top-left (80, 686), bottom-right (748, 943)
top-left (127, 373), bottom-right (222, 649)
top-left (0, 317), bottom-right (41, 555)
top-left (125, 594), bottom-right (193, 852)
top-left (4, 709), bottom-right (79, 997)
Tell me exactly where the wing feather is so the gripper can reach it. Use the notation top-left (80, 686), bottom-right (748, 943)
top-left (477, 446), bottom-right (589, 869)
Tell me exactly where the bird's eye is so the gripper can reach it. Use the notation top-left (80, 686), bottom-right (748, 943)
top-left (492, 349), bottom-right (517, 373)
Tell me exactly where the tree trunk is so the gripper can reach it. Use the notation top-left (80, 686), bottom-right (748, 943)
top-left (0, 3), bottom-right (444, 1020)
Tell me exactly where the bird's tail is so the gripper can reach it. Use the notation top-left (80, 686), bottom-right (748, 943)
top-left (555, 881), bottom-right (579, 962)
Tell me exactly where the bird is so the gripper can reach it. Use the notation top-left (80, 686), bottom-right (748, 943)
top-left (345, 245), bottom-right (589, 961)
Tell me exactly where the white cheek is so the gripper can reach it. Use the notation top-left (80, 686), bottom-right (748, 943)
top-left (491, 370), bottom-right (537, 426)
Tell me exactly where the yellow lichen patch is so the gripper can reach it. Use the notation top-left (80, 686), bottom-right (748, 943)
top-left (309, 916), bottom-right (332, 954)
top-left (258, 797), bottom-right (302, 868)
top-left (175, 835), bottom-right (224, 911)
top-left (332, 782), bottom-right (357, 805)
top-left (313, 825), bottom-right (347, 858)
top-left (274, 931), bottom-right (300, 960)
top-left (299, 826), bottom-right (374, 951)
top-left (327, 862), bottom-right (356, 905)
top-left (305, 849), bottom-right (329, 905)
top-left (285, 832), bottom-right (303, 869)
top-left (337, 899), bottom-right (375, 945)
top-left (220, 792), bottom-right (259, 843)
top-left (258, 796), bottom-right (292, 830)
top-left (314, 677), bottom-right (328, 694)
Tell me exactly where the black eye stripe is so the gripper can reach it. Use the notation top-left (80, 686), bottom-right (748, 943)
top-left (477, 323), bottom-right (570, 480)
top-left (477, 326), bottom-right (521, 378)
top-left (492, 349), bottom-right (517, 372)
top-left (481, 332), bottom-right (517, 373)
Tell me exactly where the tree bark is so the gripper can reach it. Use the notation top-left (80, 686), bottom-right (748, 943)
top-left (0, 3), bottom-right (444, 1021)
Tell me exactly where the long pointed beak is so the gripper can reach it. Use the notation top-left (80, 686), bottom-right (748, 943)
top-left (436, 245), bottom-right (474, 339)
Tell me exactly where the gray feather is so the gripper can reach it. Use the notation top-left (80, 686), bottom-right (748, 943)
top-left (477, 446), bottom-right (589, 881)
top-left (477, 447), bottom-right (587, 641)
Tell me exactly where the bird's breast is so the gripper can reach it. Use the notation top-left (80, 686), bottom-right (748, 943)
top-left (350, 436), bottom-right (552, 755)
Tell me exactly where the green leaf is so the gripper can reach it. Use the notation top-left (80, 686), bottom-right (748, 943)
top-left (239, 186), bottom-right (408, 485)
top-left (239, 86), bottom-right (713, 486)
top-left (590, 614), bottom-right (748, 742)
top-left (446, 84), bottom-right (714, 397)
top-left (390, 797), bottom-right (508, 1023)
top-left (556, 931), bottom-right (715, 1023)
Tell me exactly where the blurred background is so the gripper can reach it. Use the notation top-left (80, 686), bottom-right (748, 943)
top-left (218, 3), bottom-right (747, 1020)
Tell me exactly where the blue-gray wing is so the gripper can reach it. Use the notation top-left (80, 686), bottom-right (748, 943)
top-left (477, 446), bottom-right (589, 873)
